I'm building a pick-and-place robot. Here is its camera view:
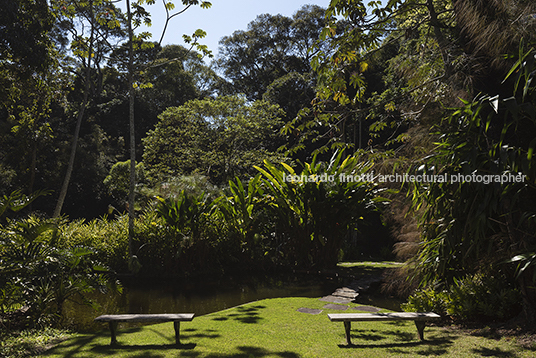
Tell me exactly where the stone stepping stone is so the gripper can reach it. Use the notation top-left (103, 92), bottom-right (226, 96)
top-left (332, 287), bottom-right (359, 299)
top-left (319, 295), bottom-right (353, 304)
top-left (323, 303), bottom-right (348, 310)
top-left (297, 307), bottom-right (323, 315)
top-left (352, 305), bottom-right (381, 312)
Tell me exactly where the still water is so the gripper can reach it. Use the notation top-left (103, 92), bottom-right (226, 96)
top-left (64, 272), bottom-right (402, 331)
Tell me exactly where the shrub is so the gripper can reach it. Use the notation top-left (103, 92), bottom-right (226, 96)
top-left (402, 273), bottom-right (522, 321)
top-left (58, 216), bottom-right (129, 273)
top-left (0, 216), bottom-right (120, 328)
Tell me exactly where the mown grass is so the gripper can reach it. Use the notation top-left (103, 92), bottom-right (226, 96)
top-left (41, 297), bottom-right (536, 358)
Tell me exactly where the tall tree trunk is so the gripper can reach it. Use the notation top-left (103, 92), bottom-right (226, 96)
top-left (126, 0), bottom-right (135, 260)
top-left (53, 69), bottom-right (91, 218)
top-left (53, 3), bottom-right (95, 218)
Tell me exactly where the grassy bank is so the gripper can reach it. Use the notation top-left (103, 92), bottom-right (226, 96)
top-left (41, 297), bottom-right (535, 358)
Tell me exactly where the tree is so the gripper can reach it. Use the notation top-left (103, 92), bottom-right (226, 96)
top-left (0, 0), bottom-right (58, 198)
top-left (0, 0), bottom-right (54, 74)
top-left (122, 0), bottom-right (212, 262)
top-left (216, 5), bottom-right (330, 101)
top-left (142, 95), bottom-right (285, 185)
top-left (52, 0), bottom-right (124, 218)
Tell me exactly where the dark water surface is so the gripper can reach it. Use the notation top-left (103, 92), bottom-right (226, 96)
top-left (64, 272), bottom-right (402, 331)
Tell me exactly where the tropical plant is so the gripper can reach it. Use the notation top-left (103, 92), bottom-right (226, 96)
top-left (406, 43), bottom-right (536, 320)
top-left (103, 160), bottom-right (146, 209)
top-left (0, 216), bottom-right (119, 327)
top-left (156, 190), bottom-right (213, 242)
top-left (214, 175), bottom-right (263, 259)
top-left (255, 151), bottom-right (390, 268)
top-left (0, 190), bottom-right (48, 220)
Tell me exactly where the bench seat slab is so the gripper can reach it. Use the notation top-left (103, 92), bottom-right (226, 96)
top-left (94, 313), bottom-right (194, 322)
top-left (328, 312), bottom-right (440, 345)
top-left (94, 313), bottom-right (195, 345)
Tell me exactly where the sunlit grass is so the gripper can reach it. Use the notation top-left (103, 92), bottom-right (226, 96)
top-left (40, 297), bottom-right (535, 358)
top-left (337, 261), bottom-right (403, 269)
top-left (0, 328), bottom-right (72, 358)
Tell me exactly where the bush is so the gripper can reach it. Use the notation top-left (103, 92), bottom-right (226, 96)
top-left (59, 216), bottom-right (129, 273)
top-left (402, 273), bottom-right (522, 321)
top-left (0, 216), bottom-right (120, 328)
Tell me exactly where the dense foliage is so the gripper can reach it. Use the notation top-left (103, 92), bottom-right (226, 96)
top-left (2, 0), bottom-right (536, 332)
top-left (143, 95), bottom-right (285, 185)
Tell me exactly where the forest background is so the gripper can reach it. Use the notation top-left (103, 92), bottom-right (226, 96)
top-left (1, 0), bottom-right (536, 331)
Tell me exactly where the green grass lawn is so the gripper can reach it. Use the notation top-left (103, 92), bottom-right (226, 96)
top-left (41, 297), bottom-right (535, 358)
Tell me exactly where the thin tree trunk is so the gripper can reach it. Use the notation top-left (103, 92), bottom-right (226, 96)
top-left (126, 0), bottom-right (135, 259)
top-left (426, 0), bottom-right (452, 76)
top-left (53, 2), bottom-right (95, 218)
top-left (53, 71), bottom-right (91, 218)
top-left (27, 139), bottom-right (37, 211)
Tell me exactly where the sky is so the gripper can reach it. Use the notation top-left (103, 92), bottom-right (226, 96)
top-left (140, 0), bottom-right (333, 59)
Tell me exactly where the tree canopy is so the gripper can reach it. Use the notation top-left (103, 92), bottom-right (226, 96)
top-left (143, 95), bottom-right (285, 185)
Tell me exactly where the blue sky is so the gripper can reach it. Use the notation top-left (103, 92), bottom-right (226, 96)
top-left (140, 1), bottom-right (333, 58)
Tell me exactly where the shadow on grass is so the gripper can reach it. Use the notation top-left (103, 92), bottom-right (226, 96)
top-left (349, 329), bottom-right (415, 342)
top-left (182, 327), bottom-right (221, 339)
top-left (40, 332), bottom-right (108, 357)
top-left (335, 326), bottom-right (457, 356)
top-left (212, 305), bottom-right (267, 324)
top-left (198, 346), bottom-right (301, 357)
top-left (339, 338), bottom-right (454, 356)
top-left (471, 346), bottom-right (520, 357)
top-left (41, 327), bottom-right (201, 357)
top-left (90, 342), bottom-right (196, 353)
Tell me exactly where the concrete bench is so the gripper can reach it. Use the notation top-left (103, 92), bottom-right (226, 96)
top-left (328, 312), bottom-right (440, 345)
top-left (94, 313), bottom-right (195, 345)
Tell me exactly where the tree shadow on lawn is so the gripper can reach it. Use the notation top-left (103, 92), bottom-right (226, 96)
top-left (211, 305), bottom-right (267, 324)
top-left (338, 326), bottom-right (456, 356)
top-left (189, 346), bottom-right (301, 358)
top-left (471, 346), bottom-right (532, 357)
top-left (42, 327), bottom-right (202, 357)
top-left (339, 338), bottom-right (454, 356)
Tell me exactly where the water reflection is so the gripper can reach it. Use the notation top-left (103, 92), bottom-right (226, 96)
top-left (63, 272), bottom-right (402, 331)
top-left (121, 273), bottom-right (340, 315)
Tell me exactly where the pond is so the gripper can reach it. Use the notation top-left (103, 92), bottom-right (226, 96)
top-left (64, 271), bottom-right (403, 331)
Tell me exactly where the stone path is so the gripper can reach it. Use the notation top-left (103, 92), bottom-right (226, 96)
top-left (297, 275), bottom-right (383, 315)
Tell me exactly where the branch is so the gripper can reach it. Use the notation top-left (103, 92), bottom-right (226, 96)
top-left (157, 2), bottom-right (193, 46)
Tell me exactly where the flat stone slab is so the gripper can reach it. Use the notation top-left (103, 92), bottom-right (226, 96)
top-left (319, 295), bottom-right (353, 304)
top-left (323, 303), bottom-right (348, 310)
top-left (352, 305), bottom-right (381, 312)
top-left (332, 288), bottom-right (359, 299)
top-left (297, 308), bottom-right (323, 315)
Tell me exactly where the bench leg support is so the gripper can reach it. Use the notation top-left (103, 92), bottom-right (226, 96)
top-left (174, 321), bottom-right (181, 345)
top-left (343, 321), bottom-right (352, 345)
top-left (108, 321), bottom-right (118, 345)
top-left (415, 321), bottom-right (426, 340)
